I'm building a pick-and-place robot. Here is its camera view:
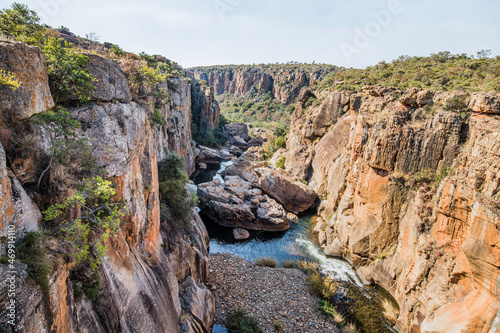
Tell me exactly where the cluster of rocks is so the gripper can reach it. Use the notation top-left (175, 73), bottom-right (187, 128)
top-left (196, 147), bottom-right (318, 239)
top-left (207, 253), bottom-right (339, 333)
top-left (222, 123), bottom-right (265, 150)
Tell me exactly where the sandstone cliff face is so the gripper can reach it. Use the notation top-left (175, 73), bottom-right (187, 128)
top-left (282, 87), bottom-right (500, 332)
top-left (0, 42), bottom-right (218, 332)
top-left (192, 66), bottom-right (337, 105)
top-left (191, 80), bottom-right (220, 131)
top-left (0, 41), bottom-right (54, 120)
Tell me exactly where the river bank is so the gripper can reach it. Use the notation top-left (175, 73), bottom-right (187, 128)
top-left (207, 253), bottom-right (339, 333)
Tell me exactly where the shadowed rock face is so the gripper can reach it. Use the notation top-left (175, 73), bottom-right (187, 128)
top-left (0, 41), bottom-right (54, 120)
top-left (0, 46), bottom-right (219, 332)
top-left (282, 86), bottom-right (500, 332)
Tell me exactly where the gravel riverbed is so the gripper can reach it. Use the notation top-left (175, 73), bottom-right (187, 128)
top-left (208, 253), bottom-right (339, 333)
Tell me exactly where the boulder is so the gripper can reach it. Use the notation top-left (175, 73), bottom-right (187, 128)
top-left (230, 135), bottom-right (249, 148)
top-left (197, 175), bottom-right (289, 231)
top-left (468, 93), bottom-right (500, 114)
top-left (416, 89), bottom-right (434, 106)
top-left (255, 167), bottom-right (318, 214)
top-left (248, 136), bottom-right (265, 147)
top-left (225, 147), bottom-right (267, 183)
top-left (84, 53), bottom-right (132, 102)
top-left (223, 123), bottom-right (250, 141)
top-left (196, 146), bottom-right (222, 165)
top-left (399, 87), bottom-right (421, 106)
top-left (324, 238), bottom-right (343, 258)
top-left (0, 40), bottom-right (54, 120)
top-left (233, 228), bottom-right (250, 240)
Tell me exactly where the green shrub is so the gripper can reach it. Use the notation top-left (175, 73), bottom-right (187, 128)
top-left (150, 108), bottom-right (166, 127)
top-left (0, 3), bottom-right (45, 45)
top-left (226, 309), bottom-right (263, 333)
top-left (17, 232), bottom-right (53, 294)
top-left (42, 37), bottom-right (96, 104)
top-left (109, 44), bottom-right (126, 58)
top-left (158, 153), bottom-right (197, 220)
top-left (35, 107), bottom-right (99, 199)
top-left (444, 94), bottom-right (470, 112)
top-left (253, 257), bottom-right (277, 268)
top-left (43, 177), bottom-right (126, 270)
top-left (319, 299), bottom-right (345, 325)
top-left (307, 270), bottom-right (338, 299)
top-left (276, 156), bottom-right (286, 169)
top-left (72, 271), bottom-right (100, 301)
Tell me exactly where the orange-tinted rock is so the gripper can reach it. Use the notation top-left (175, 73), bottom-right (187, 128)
top-left (0, 40), bottom-right (54, 120)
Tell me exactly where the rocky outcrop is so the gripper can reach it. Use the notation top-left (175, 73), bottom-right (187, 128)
top-left (256, 167), bottom-right (318, 215)
top-left (192, 65), bottom-right (338, 105)
top-left (0, 140), bottom-right (42, 251)
top-left (0, 41), bottom-right (54, 120)
top-left (191, 80), bottom-right (220, 131)
top-left (198, 176), bottom-right (290, 231)
top-left (84, 53), bottom-right (132, 103)
top-left (0, 43), bottom-right (219, 332)
top-left (284, 86), bottom-right (500, 332)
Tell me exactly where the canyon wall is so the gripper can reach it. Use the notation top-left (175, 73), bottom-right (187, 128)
top-left (192, 65), bottom-right (338, 105)
top-left (278, 86), bottom-right (500, 332)
top-left (0, 41), bottom-right (218, 332)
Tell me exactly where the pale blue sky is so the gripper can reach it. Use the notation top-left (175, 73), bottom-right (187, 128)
top-left (12, 0), bottom-right (500, 68)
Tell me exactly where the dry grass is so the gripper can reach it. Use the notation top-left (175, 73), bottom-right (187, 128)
top-left (253, 257), bottom-right (277, 268)
top-left (341, 323), bottom-right (359, 333)
top-left (281, 260), bottom-right (299, 269)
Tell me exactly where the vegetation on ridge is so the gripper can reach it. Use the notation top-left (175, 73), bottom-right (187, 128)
top-left (317, 51), bottom-right (500, 93)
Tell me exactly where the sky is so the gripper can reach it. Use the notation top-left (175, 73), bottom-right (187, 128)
top-left (10, 0), bottom-right (500, 68)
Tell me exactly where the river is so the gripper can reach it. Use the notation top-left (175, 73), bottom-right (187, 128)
top-left (192, 160), bottom-right (399, 333)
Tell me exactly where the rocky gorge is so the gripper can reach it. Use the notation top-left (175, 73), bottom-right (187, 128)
top-left (0, 12), bottom-right (499, 333)
top-left (0, 39), bottom-right (219, 333)
top-left (271, 86), bottom-right (500, 332)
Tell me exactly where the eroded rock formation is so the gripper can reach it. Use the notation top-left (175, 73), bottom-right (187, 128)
top-left (192, 65), bottom-right (338, 105)
top-left (281, 86), bottom-right (500, 332)
top-left (0, 41), bottom-right (219, 332)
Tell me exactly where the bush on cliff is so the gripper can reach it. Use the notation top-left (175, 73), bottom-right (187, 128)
top-left (0, 2), bottom-right (45, 45)
top-left (158, 152), bottom-right (198, 220)
top-left (42, 37), bottom-right (96, 104)
top-left (34, 107), bottom-right (99, 202)
top-left (43, 176), bottom-right (126, 271)
top-left (17, 231), bottom-right (53, 294)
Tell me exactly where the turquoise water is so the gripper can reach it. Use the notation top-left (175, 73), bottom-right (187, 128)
top-left (194, 163), bottom-right (398, 332)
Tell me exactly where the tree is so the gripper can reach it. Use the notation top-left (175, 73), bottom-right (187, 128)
top-left (477, 49), bottom-right (492, 59)
top-left (85, 32), bottom-right (100, 42)
top-left (43, 177), bottom-right (126, 270)
top-left (158, 153), bottom-right (198, 220)
top-left (42, 37), bottom-right (96, 104)
top-left (0, 3), bottom-right (45, 45)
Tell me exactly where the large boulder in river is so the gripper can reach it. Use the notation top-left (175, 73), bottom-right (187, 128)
top-left (225, 147), bottom-right (267, 183)
top-left (196, 146), bottom-right (222, 165)
top-left (197, 175), bottom-right (289, 231)
top-left (256, 167), bottom-right (318, 214)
